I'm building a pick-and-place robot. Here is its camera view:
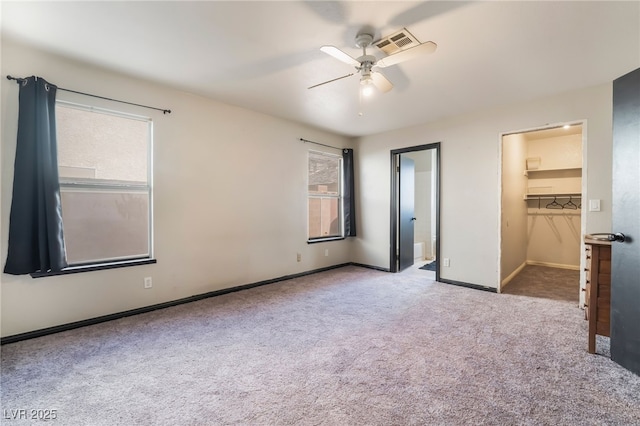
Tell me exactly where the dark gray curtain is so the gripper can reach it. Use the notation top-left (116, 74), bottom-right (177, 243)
top-left (342, 148), bottom-right (356, 237)
top-left (4, 76), bottom-right (67, 275)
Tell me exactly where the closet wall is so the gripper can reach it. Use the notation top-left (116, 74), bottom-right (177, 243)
top-left (501, 133), bottom-right (529, 281)
top-left (502, 126), bottom-right (583, 285)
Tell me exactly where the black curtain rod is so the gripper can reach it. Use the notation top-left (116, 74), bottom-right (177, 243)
top-left (6, 75), bottom-right (171, 114)
top-left (299, 138), bottom-right (344, 151)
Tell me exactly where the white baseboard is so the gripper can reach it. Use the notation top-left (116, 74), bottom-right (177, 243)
top-left (525, 261), bottom-right (580, 271)
top-left (500, 261), bottom-right (527, 291)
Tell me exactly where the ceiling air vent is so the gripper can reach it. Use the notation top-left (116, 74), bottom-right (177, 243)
top-left (374, 28), bottom-right (420, 56)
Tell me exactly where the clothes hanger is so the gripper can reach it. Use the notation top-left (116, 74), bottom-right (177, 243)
top-left (546, 196), bottom-right (563, 209)
top-left (562, 196), bottom-right (578, 210)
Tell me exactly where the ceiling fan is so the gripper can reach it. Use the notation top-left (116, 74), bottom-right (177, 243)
top-left (309, 29), bottom-right (437, 96)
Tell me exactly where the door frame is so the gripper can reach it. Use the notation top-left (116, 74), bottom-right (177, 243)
top-left (390, 143), bottom-right (441, 279)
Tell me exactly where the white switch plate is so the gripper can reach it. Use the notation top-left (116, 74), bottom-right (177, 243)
top-left (589, 199), bottom-right (601, 212)
top-left (144, 277), bottom-right (152, 289)
top-left (443, 258), bottom-right (450, 267)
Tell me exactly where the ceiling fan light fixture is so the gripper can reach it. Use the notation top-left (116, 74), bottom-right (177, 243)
top-left (361, 85), bottom-right (375, 97)
top-left (312, 26), bottom-right (436, 98)
top-left (360, 76), bottom-right (375, 97)
top-left (360, 75), bottom-right (373, 85)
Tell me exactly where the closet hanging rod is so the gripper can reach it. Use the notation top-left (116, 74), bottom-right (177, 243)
top-left (6, 75), bottom-right (171, 114)
top-left (528, 212), bottom-right (581, 216)
top-left (524, 194), bottom-right (582, 201)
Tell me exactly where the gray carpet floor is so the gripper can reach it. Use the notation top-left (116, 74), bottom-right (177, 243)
top-left (502, 264), bottom-right (580, 303)
top-left (2, 265), bottom-right (639, 425)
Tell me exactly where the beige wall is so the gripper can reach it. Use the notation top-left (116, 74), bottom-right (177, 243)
top-left (1, 39), bottom-right (354, 337)
top-left (353, 83), bottom-right (613, 289)
top-left (501, 133), bottom-right (528, 284)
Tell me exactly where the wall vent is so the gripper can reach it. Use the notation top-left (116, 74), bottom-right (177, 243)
top-left (374, 28), bottom-right (420, 56)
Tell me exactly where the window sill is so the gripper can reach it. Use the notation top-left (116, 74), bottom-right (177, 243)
top-left (30, 258), bottom-right (157, 278)
top-left (307, 237), bottom-right (345, 244)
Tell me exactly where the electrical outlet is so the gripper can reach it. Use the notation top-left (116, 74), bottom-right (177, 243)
top-left (443, 258), bottom-right (450, 267)
top-left (297, 253), bottom-right (301, 262)
top-left (144, 277), bottom-right (153, 289)
top-left (324, 249), bottom-right (329, 257)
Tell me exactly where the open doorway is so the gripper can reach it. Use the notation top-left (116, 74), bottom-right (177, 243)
top-left (390, 143), bottom-right (440, 279)
top-left (499, 123), bottom-right (585, 303)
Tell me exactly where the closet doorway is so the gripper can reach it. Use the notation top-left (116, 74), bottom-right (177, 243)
top-left (500, 123), bottom-right (585, 303)
top-left (390, 143), bottom-right (440, 277)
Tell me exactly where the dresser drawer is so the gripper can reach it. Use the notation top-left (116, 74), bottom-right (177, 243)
top-left (585, 240), bottom-right (612, 354)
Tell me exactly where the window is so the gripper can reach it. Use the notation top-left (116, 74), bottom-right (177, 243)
top-left (56, 102), bottom-right (153, 265)
top-left (308, 150), bottom-right (343, 241)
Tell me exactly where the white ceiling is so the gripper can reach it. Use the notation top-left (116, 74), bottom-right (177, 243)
top-left (2, 1), bottom-right (639, 137)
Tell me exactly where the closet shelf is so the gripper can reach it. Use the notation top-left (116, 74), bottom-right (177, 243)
top-left (523, 192), bottom-right (582, 200)
top-left (524, 167), bottom-right (582, 176)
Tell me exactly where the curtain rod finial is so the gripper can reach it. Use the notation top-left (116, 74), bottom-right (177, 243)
top-left (7, 75), bottom-right (25, 83)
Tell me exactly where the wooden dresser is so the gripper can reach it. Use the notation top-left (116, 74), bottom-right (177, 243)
top-left (584, 237), bottom-right (612, 354)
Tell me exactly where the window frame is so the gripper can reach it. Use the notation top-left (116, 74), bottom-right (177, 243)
top-left (31, 101), bottom-right (155, 277)
top-left (307, 150), bottom-right (345, 243)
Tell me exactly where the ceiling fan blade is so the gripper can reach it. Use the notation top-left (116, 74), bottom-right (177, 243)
top-left (371, 72), bottom-right (393, 93)
top-left (320, 45), bottom-right (360, 67)
top-left (307, 73), bottom-right (355, 89)
top-left (376, 41), bottom-right (437, 68)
